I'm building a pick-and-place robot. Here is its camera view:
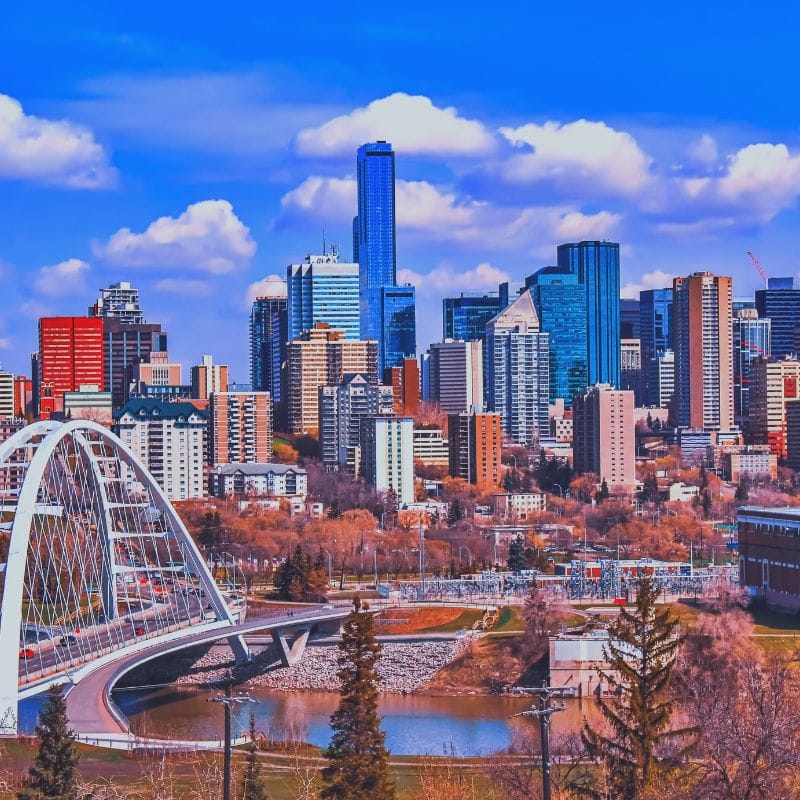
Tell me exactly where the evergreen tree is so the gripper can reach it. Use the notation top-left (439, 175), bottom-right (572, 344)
top-left (581, 578), bottom-right (690, 800)
top-left (595, 478), bottom-right (610, 504)
top-left (702, 489), bottom-right (712, 518)
top-left (735, 475), bottom-right (750, 502)
top-left (447, 497), bottom-right (464, 526)
top-left (507, 536), bottom-right (529, 573)
top-left (322, 598), bottom-right (395, 800)
top-left (239, 714), bottom-right (268, 800)
top-left (641, 474), bottom-right (660, 505)
top-left (699, 465), bottom-right (709, 490)
top-left (18, 684), bottom-right (79, 800)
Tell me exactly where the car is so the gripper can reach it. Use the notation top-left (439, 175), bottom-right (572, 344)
top-left (58, 634), bottom-right (77, 646)
top-left (19, 647), bottom-right (35, 659)
top-left (133, 626), bottom-right (146, 636)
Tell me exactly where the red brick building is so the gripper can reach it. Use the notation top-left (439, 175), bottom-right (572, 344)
top-left (448, 411), bottom-right (502, 490)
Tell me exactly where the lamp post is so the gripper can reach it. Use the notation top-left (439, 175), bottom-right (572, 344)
top-left (418, 518), bottom-right (426, 599)
top-left (458, 545), bottom-right (473, 569)
top-left (323, 548), bottom-right (333, 586)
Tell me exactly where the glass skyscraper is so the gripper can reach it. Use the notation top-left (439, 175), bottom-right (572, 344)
top-left (639, 288), bottom-right (673, 406)
top-left (733, 309), bottom-right (771, 431)
top-left (442, 293), bottom-right (503, 341)
top-left (755, 277), bottom-right (800, 359)
top-left (355, 141), bottom-right (416, 372)
top-left (526, 268), bottom-right (587, 407)
top-left (249, 280), bottom-right (288, 411)
top-left (287, 253), bottom-right (360, 341)
top-left (557, 241), bottom-right (621, 388)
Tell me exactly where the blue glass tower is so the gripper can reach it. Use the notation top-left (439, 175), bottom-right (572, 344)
top-left (639, 288), bottom-right (673, 406)
top-left (755, 277), bottom-right (800, 359)
top-left (526, 268), bottom-right (588, 407)
top-left (356, 141), bottom-right (416, 371)
top-left (442, 293), bottom-right (503, 341)
top-left (557, 241), bottom-right (621, 387)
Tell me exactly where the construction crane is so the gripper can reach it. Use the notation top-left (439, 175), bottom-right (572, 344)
top-left (747, 250), bottom-right (768, 287)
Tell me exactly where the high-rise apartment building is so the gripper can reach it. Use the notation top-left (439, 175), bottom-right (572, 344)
top-left (755, 277), bottom-right (800, 359)
top-left (355, 141), bottom-right (415, 372)
top-left (191, 355), bottom-right (229, 401)
top-left (442, 292), bottom-right (504, 342)
top-left (319, 374), bottom-right (394, 472)
top-left (556, 241), bottom-right (621, 387)
top-left (620, 339), bottom-right (642, 403)
top-left (0, 370), bottom-right (14, 418)
top-left (208, 391), bottom-right (272, 466)
top-left (673, 272), bottom-right (734, 431)
top-left (573, 384), bottom-right (635, 491)
top-left (88, 281), bottom-right (144, 324)
top-left (647, 350), bottom-right (675, 410)
top-left (360, 415), bottom-right (414, 504)
top-left (413, 427), bottom-right (449, 468)
top-left (250, 276), bottom-right (288, 425)
top-left (486, 290), bottom-right (550, 445)
top-left (427, 340), bottom-right (484, 414)
top-left (114, 400), bottom-right (207, 501)
top-left (13, 375), bottom-right (32, 418)
top-left (286, 323), bottom-right (379, 436)
top-left (287, 252), bottom-right (360, 340)
top-left (733, 309), bottom-right (771, 431)
top-left (384, 357), bottom-right (420, 417)
top-left (447, 411), bottom-right (502, 490)
top-left (38, 317), bottom-right (105, 417)
top-left (639, 288), bottom-right (673, 406)
top-left (527, 269), bottom-right (588, 407)
top-left (750, 356), bottom-right (800, 458)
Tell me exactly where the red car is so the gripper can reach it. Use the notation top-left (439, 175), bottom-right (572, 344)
top-left (133, 626), bottom-right (146, 636)
top-left (19, 647), bottom-right (35, 659)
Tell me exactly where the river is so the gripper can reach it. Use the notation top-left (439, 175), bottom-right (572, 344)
top-left (111, 686), bottom-right (601, 757)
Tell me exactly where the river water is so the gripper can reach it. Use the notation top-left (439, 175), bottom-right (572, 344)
top-left (112, 686), bottom-right (600, 757)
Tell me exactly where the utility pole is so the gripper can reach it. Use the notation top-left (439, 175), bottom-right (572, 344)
top-left (208, 674), bottom-right (258, 800)
top-left (418, 517), bottom-right (425, 599)
top-left (514, 687), bottom-right (575, 800)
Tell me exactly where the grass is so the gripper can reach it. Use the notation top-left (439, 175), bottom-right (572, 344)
top-left (420, 608), bottom-right (483, 633)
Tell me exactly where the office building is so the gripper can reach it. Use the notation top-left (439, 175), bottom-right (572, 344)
top-left (250, 276), bottom-right (288, 425)
top-left (443, 292), bottom-right (503, 342)
top-left (209, 463), bottom-right (307, 500)
top-left (639, 288), bottom-right (673, 406)
top-left (38, 317), bottom-right (105, 417)
top-left (129, 351), bottom-right (185, 397)
top-left (286, 323), bottom-right (379, 436)
top-left (88, 281), bottom-right (144, 324)
top-left (750, 356), bottom-right (800, 458)
top-left (63, 385), bottom-right (113, 423)
top-left (114, 400), bottom-right (207, 501)
top-left (556, 241), bottom-right (621, 387)
top-left (486, 290), bottom-right (550, 445)
top-left (413, 427), bottom-right (449, 468)
top-left (208, 391), bottom-right (272, 466)
top-left (573, 384), bottom-right (635, 491)
top-left (191, 355), bottom-right (229, 401)
top-left (355, 141), bottom-right (415, 372)
top-left (287, 252), bottom-right (360, 340)
top-left (733, 309), bottom-right (771, 431)
top-left (647, 350), bottom-right (675, 409)
top-left (720, 445), bottom-right (777, 482)
top-left (0, 370), bottom-right (13, 419)
top-left (427, 339), bottom-right (483, 414)
top-left (673, 272), bottom-right (734, 431)
top-left (360, 415), bottom-right (414, 504)
top-left (447, 411), bottom-right (502, 490)
top-left (319, 374), bottom-right (394, 472)
top-left (620, 298), bottom-right (640, 339)
top-left (755, 277), bottom-right (800, 359)
top-left (527, 269), bottom-right (588, 407)
top-left (13, 376), bottom-right (32, 418)
top-left (384, 357), bottom-right (420, 417)
top-left (620, 339), bottom-right (642, 402)
top-left (785, 401), bottom-right (800, 471)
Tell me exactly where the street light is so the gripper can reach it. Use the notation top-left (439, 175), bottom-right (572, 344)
top-left (458, 545), bottom-right (473, 568)
top-left (322, 548), bottom-right (333, 586)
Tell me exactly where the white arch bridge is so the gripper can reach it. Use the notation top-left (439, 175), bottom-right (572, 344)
top-left (0, 420), bottom-right (346, 735)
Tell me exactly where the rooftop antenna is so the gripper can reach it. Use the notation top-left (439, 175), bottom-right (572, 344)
top-left (322, 227), bottom-right (327, 256)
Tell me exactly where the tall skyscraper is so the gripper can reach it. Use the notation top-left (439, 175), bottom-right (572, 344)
top-left (750, 356), bottom-right (800, 458)
top-left (639, 288), bottom-right (673, 406)
top-left (191, 355), bottom-right (229, 400)
top-left (38, 317), bottom-right (105, 417)
top-left (88, 281), bottom-right (144, 324)
top-left (286, 323), bottom-right (379, 436)
top-left (355, 141), bottom-right (415, 372)
top-left (250, 276), bottom-right (288, 424)
top-left (619, 299), bottom-right (640, 339)
top-left (556, 241), bottom-right (621, 387)
top-left (486, 290), bottom-right (550, 445)
top-left (755, 277), bottom-right (800, 359)
top-left (287, 252), bottom-right (360, 340)
top-left (208, 391), bottom-right (272, 466)
top-left (527, 268), bottom-right (588, 407)
top-left (673, 272), bottom-right (734, 431)
top-left (442, 293), bottom-right (503, 342)
top-left (427, 340), bottom-right (484, 414)
top-left (733, 309), bottom-right (771, 431)
top-left (447, 411), bottom-right (502, 490)
top-left (573, 384), bottom-right (635, 491)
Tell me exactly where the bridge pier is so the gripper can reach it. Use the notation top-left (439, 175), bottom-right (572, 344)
top-left (228, 634), bottom-right (251, 664)
top-left (271, 625), bottom-right (312, 667)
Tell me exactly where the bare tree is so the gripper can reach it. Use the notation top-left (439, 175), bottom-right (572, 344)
top-left (410, 754), bottom-right (493, 800)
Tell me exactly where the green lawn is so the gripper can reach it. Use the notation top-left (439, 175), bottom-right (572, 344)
top-left (420, 608), bottom-right (483, 633)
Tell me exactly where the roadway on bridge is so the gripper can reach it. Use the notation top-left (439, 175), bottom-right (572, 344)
top-left (64, 605), bottom-right (351, 739)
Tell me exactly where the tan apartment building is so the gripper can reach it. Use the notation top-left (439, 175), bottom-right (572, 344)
top-left (750, 356), bottom-right (800, 458)
top-left (191, 354), bottom-right (229, 400)
top-left (447, 410), bottom-right (502, 490)
top-left (209, 391), bottom-right (272, 466)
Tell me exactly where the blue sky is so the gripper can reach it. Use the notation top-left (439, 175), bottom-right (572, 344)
top-left (2, 1), bottom-right (800, 379)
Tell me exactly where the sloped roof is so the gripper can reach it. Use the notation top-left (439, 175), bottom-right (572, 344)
top-left (487, 288), bottom-right (540, 331)
top-left (214, 463), bottom-right (306, 476)
top-left (114, 399), bottom-right (208, 421)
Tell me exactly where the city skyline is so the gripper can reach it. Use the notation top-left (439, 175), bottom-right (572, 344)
top-left (2, 3), bottom-right (800, 377)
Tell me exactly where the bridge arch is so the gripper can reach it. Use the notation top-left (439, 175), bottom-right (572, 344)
top-left (0, 420), bottom-right (244, 732)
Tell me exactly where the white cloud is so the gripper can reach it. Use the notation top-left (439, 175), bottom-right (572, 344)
top-left (94, 200), bottom-right (256, 274)
top-left (246, 274), bottom-right (287, 305)
top-left (34, 258), bottom-right (90, 296)
top-left (555, 210), bottom-right (621, 240)
top-left (0, 94), bottom-right (115, 188)
top-left (620, 269), bottom-right (678, 299)
top-left (398, 262), bottom-right (509, 297)
top-left (0, 338), bottom-right (11, 350)
top-left (684, 134), bottom-right (719, 169)
top-left (396, 180), bottom-right (479, 228)
top-left (280, 176), bottom-right (356, 221)
top-left (498, 119), bottom-right (652, 196)
top-left (295, 92), bottom-right (496, 157)
top-left (153, 278), bottom-right (211, 296)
